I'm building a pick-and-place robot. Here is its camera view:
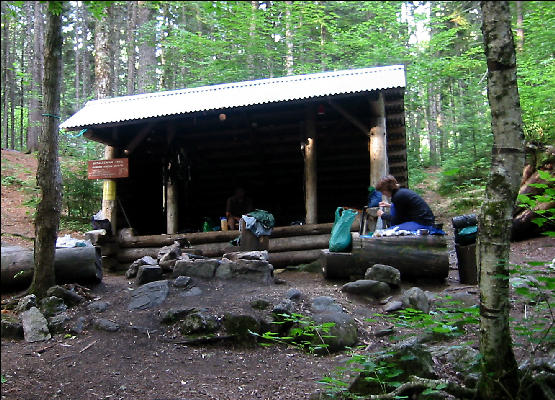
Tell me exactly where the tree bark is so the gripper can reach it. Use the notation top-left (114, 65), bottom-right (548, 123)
top-left (126, 1), bottom-right (137, 95)
top-left (29, 5), bottom-right (63, 299)
top-left (27, 1), bottom-right (44, 153)
top-left (2, 9), bottom-right (10, 149)
top-left (285, 1), bottom-right (294, 75)
top-left (137, 1), bottom-right (156, 93)
top-left (476, 2), bottom-right (524, 398)
top-left (304, 105), bottom-right (318, 224)
top-left (94, 10), bottom-right (112, 99)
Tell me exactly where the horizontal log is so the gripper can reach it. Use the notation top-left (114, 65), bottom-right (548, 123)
top-left (268, 249), bottom-right (323, 268)
top-left (1, 246), bottom-right (102, 289)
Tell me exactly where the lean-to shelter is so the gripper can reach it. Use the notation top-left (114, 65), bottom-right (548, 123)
top-left (61, 65), bottom-right (408, 236)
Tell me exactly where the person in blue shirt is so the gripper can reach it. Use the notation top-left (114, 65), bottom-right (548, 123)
top-left (375, 175), bottom-right (443, 234)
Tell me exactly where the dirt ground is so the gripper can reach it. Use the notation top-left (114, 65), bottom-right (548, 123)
top-left (2, 150), bottom-right (554, 400)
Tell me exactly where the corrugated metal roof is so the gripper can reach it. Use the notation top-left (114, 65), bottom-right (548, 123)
top-left (61, 64), bottom-right (405, 130)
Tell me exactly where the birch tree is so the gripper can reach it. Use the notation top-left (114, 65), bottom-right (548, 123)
top-left (476, 1), bottom-right (525, 398)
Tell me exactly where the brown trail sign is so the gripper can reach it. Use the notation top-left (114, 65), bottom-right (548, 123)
top-left (87, 158), bottom-right (129, 179)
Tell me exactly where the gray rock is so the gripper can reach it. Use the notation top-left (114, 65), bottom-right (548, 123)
top-left (341, 280), bottom-right (391, 299)
top-left (158, 242), bottom-right (182, 271)
top-left (403, 287), bottom-right (430, 313)
top-left (436, 291), bottom-right (477, 308)
top-left (136, 265), bottom-right (163, 285)
top-left (311, 312), bottom-right (358, 353)
top-left (93, 318), bottom-right (120, 332)
top-left (518, 354), bottom-right (555, 400)
top-left (21, 307), bottom-right (51, 342)
top-left (286, 288), bottom-right (302, 301)
top-left (215, 259), bottom-right (273, 285)
top-left (179, 310), bottom-right (220, 335)
top-left (250, 299), bottom-right (271, 310)
top-left (430, 345), bottom-right (480, 375)
top-left (173, 259), bottom-right (219, 280)
top-left (383, 300), bottom-right (405, 313)
top-left (223, 250), bottom-right (269, 262)
top-left (87, 301), bottom-right (110, 313)
top-left (16, 294), bottom-right (37, 313)
top-left (70, 316), bottom-right (88, 334)
top-left (349, 337), bottom-right (437, 395)
top-left (47, 312), bottom-right (70, 333)
top-left (364, 264), bottom-right (401, 286)
top-left (173, 276), bottom-right (192, 288)
top-left (272, 299), bottom-right (295, 315)
top-left (128, 280), bottom-right (169, 310)
top-left (126, 255), bottom-right (158, 278)
top-left (1, 314), bottom-right (23, 339)
top-left (311, 296), bottom-right (343, 314)
top-left (39, 296), bottom-right (67, 317)
top-left (161, 307), bottom-right (196, 324)
top-left (179, 287), bottom-right (203, 297)
top-left (223, 313), bottom-right (261, 344)
top-left (46, 286), bottom-right (84, 307)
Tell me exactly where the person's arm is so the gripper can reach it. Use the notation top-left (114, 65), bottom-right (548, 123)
top-left (226, 198), bottom-right (232, 219)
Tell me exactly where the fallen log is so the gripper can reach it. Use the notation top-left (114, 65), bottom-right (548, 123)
top-left (1, 246), bottom-right (102, 289)
top-left (268, 249), bottom-right (323, 268)
top-left (321, 235), bottom-right (449, 281)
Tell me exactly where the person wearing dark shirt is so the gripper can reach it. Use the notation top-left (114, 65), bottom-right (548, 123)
top-left (375, 175), bottom-right (442, 233)
top-left (225, 187), bottom-right (253, 230)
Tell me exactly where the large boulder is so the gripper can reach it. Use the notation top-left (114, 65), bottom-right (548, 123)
top-left (341, 280), bottom-right (391, 299)
top-left (311, 296), bottom-right (343, 314)
top-left (223, 313), bottom-right (261, 345)
top-left (215, 258), bottom-right (273, 285)
top-left (311, 312), bottom-right (358, 353)
top-left (46, 285), bottom-right (84, 307)
top-left (173, 259), bottom-right (219, 280)
top-left (39, 296), bottom-right (67, 318)
top-left (16, 295), bottom-right (37, 313)
top-left (126, 255), bottom-right (157, 279)
top-left (364, 264), bottom-right (401, 287)
top-left (128, 280), bottom-right (169, 310)
top-left (403, 287), bottom-right (430, 313)
top-left (179, 310), bottom-right (220, 335)
top-left (136, 265), bottom-right (163, 285)
top-left (21, 307), bottom-right (51, 342)
top-left (1, 313), bottom-right (23, 339)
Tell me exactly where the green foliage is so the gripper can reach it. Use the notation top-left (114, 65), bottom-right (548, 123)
top-left (251, 312), bottom-right (335, 355)
top-left (517, 170), bottom-right (555, 235)
top-left (61, 160), bottom-right (101, 220)
top-left (1, 175), bottom-right (25, 187)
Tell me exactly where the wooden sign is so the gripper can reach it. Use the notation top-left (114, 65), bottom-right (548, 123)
top-left (88, 158), bottom-right (129, 179)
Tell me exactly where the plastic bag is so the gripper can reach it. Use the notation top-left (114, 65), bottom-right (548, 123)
top-left (329, 207), bottom-right (358, 252)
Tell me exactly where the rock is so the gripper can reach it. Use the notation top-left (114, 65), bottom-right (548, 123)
top-left (126, 256), bottom-right (158, 278)
top-left (364, 264), bottom-right (401, 286)
top-left (223, 313), bottom-right (261, 344)
top-left (1, 313), bottom-right (23, 339)
top-left (179, 310), bottom-right (220, 335)
top-left (16, 294), bottom-right (37, 313)
top-left (403, 287), bottom-right (430, 313)
top-left (70, 316), bottom-right (88, 334)
top-left (128, 280), bottom-right (169, 310)
top-left (383, 300), bottom-right (405, 313)
top-left (215, 259), bottom-right (273, 285)
top-left (430, 345), bottom-right (480, 375)
top-left (21, 307), bottom-right (51, 342)
top-left (47, 312), bottom-right (70, 334)
top-left (286, 288), bottom-right (302, 301)
top-left (223, 250), bottom-right (269, 262)
top-left (87, 301), bottom-right (110, 313)
top-left (161, 307), bottom-right (195, 324)
top-left (311, 296), bottom-right (343, 314)
top-left (311, 312), bottom-right (358, 353)
top-left (92, 318), bottom-right (120, 332)
top-left (436, 291), bottom-right (477, 308)
top-left (272, 299), bottom-right (295, 315)
top-left (349, 337), bottom-right (437, 395)
top-left (341, 280), bottom-right (391, 299)
top-left (518, 354), bottom-right (555, 400)
top-left (46, 285), bottom-right (84, 307)
top-left (136, 265), bottom-right (163, 285)
top-left (250, 299), bottom-right (271, 310)
top-left (173, 259), bottom-right (219, 280)
top-left (173, 276), bottom-right (192, 288)
top-left (158, 241), bottom-right (182, 271)
top-left (179, 287), bottom-right (203, 297)
top-left (39, 296), bottom-right (68, 318)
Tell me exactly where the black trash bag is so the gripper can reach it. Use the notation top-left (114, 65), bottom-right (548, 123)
top-left (91, 211), bottom-right (112, 236)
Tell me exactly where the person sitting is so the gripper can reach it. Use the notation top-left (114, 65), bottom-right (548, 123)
top-left (225, 187), bottom-right (253, 230)
top-left (375, 175), bottom-right (444, 234)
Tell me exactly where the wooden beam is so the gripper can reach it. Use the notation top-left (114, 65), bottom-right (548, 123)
top-left (304, 105), bottom-right (318, 224)
top-left (369, 93), bottom-right (388, 187)
top-left (125, 123), bottom-right (155, 154)
top-left (102, 145), bottom-right (118, 234)
top-left (327, 100), bottom-right (369, 136)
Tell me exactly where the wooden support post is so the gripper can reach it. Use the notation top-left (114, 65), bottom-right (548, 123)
top-left (167, 176), bottom-right (178, 234)
top-left (369, 93), bottom-right (388, 186)
top-left (102, 145), bottom-right (117, 234)
top-left (304, 105), bottom-right (318, 224)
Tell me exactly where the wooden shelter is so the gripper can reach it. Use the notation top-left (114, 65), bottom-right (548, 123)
top-left (61, 66), bottom-right (408, 240)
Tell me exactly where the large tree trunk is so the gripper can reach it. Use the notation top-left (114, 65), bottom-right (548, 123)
top-left (27, 1), bottom-right (44, 153)
top-left (137, 1), bottom-right (156, 93)
top-left (29, 5), bottom-right (63, 299)
top-left (126, 1), bottom-right (138, 95)
top-left (476, 2), bottom-right (524, 398)
top-left (284, 1), bottom-right (294, 75)
top-left (2, 9), bottom-right (10, 149)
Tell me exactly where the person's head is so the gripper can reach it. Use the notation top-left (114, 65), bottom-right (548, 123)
top-left (375, 175), bottom-right (400, 197)
top-left (234, 187), bottom-right (245, 198)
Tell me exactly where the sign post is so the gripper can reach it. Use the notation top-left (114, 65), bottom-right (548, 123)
top-left (87, 158), bottom-right (129, 180)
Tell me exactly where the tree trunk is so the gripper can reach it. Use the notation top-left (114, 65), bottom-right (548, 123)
top-left (27, 1), bottom-right (44, 153)
top-left (2, 10), bottom-right (10, 149)
top-left (285, 1), bottom-right (294, 75)
top-left (29, 5), bottom-right (63, 299)
top-left (126, 1), bottom-right (137, 95)
top-left (80, 4), bottom-right (91, 104)
top-left (94, 10), bottom-right (112, 99)
top-left (2, 246), bottom-right (102, 289)
top-left (476, 2), bottom-right (524, 398)
top-left (137, 1), bottom-right (156, 93)
top-left (110, 4), bottom-right (121, 96)
top-left (9, 21), bottom-right (16, 149)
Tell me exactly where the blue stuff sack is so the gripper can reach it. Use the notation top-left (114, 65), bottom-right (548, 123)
top-left (329, 207), bottom-right (358, 252)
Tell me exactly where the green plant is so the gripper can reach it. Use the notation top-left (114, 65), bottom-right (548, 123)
top-left (250, 312), bottom-right (335, 355)
top-left (1, 375), bottom-right (6, 384)
top-left (1, 175), bottom-right (24, 187)
top-left (61, 161), bottom-right (101, 220)
top-left (517, 170), bottom-right (555, 237)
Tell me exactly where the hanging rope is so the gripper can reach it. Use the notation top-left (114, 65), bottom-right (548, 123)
top-left (41, 113), bottom-right (61, 119)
